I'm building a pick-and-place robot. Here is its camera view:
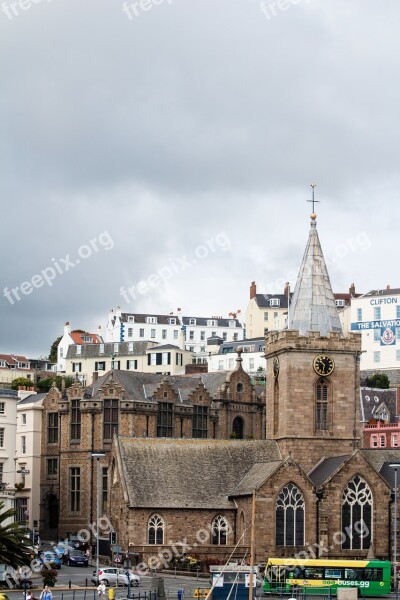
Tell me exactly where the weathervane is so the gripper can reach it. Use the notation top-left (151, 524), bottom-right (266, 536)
top-left (307, 182), bottom-right (319, 217)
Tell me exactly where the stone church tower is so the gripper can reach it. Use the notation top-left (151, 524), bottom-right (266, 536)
top-left (265, 212), bottom-right (363, 472)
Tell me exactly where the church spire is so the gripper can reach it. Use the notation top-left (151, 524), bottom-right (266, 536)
top-left (288, 186), bottom-right (343, 337)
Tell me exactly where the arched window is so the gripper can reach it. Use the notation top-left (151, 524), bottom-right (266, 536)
top-left (148, 514), bottom-right (164, 544)
top-left (316, 378), bottom-right (329, 430)
top-left (232, 417), bottom-right (244, 439)
top-left (342, 475), bottom-right (372, 550)
top-left (276, 483), bottom-right (305, 546)
top-left (212, 515), bottom-right (229, 545)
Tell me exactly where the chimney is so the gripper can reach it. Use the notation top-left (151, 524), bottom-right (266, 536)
top-left (97, 325), bottom-right (102, 339)
top-left (349, 283), bottom-right (356, 297)
top-left (386, 284), bottom-right (391, 290)
top-left (61, 377), bottom-right (66, 393)
top-left (92, 372), bottom-right (98, 383)
top-left (108, 309), bottom-right (114, 321)
top-left (64, 321), bottom-right (71, 335)
top-left (250, 281), bottom-right (257, 299)
top-left (116, 305), bottom-right (121, 318)
top-left (284, 282), bottom-right (290, 296)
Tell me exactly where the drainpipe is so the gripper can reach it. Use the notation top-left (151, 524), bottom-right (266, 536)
top-left (315, 488), bottom-right (323, 556)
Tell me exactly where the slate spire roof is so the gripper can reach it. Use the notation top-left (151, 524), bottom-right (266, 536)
top-left (288, 214), bottom-right (343, 336)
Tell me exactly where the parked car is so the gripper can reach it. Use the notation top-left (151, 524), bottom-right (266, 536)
top-left (40, 551), bottom-right (62, 569)
top-left (67, 550), bottom-right (88, 567)
top-left (91, 568), bottom-right (140, 587)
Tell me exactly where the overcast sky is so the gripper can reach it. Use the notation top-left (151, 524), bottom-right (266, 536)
top-left (1, 0), bottom-right (400, 357)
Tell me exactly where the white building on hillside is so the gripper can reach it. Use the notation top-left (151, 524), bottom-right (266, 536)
top-left (57, 322), bottom-right (103, 373)
top-left (0, 389), bottom-right (18, 523)
top-left (105, 307), bottom-right (243, 363)
top-left (350, 286), bottom-right (400, 370)
top-left (208, 337), bottom-right (266, 378)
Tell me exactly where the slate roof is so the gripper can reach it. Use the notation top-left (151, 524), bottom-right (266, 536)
top-left (253, 294), bottom-right (291, 309)
top-left (182, 317), bottom-right (242, 328)
top-left (67, 341), bottom-right (155, 359)
top-left (17, 393), bottom-right (47, 405)
top-left (362, 288), bottom-right (400, 297)
top-left (289, 217), bottom-right (343, 336)
top-left (121, 313), bottom-right (182, 325)
top-left (217, 338), bottom-right (265, 355)
top-left (116, 437), bottom-right (281, 509)
top-left (228, 461), bottom-right (282, 496)
top-left (85, 370), bottom-right (236, 404)
top-left (360, 387), bottom-right (398, 423)
top-left (308, 455), bottom-right (350, 488)
top-left (360, 449), bottom-right (400, 479)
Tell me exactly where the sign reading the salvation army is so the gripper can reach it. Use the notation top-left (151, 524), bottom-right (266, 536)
top-left (351, 319), bottom-right (400, 331)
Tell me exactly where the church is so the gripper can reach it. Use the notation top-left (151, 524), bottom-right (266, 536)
top-left (41, 210), bottom-right (399, 568)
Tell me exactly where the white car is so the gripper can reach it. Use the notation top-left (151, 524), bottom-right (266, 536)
top-left (92, 568), bottom-right (140, 587)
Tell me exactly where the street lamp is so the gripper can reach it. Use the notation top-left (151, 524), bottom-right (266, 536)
top-left (389, 464), bottom-right (400, 594)
top-left (92, 452), bottom-right (106, 583)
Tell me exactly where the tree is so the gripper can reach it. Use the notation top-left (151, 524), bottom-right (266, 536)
top-left (48, 336), bottom-right (62, 363)
top-left (36, 376), bottom-right (75, 393)
top-left (365, 373), bottom-right (390, 389)
top-left (10, 378), bottom-right (35, 391)
top-left (0, 500), bottom-right (34, 566)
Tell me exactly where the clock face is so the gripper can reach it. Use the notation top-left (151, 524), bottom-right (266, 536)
top-left (313, 354), bottom-right (335, 377)
top-left (273, 357), bottom-right (280, 379)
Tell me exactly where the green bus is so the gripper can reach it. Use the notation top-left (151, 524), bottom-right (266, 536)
top-left (262, 558), bottom-right (392, 596)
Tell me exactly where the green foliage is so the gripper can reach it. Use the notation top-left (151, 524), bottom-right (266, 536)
top-left (36, 376), bottom-right (75, 393)
top-left (48, 336), bottom-right (62, 363)
top-left (10, 378), bottom-right (35, 391)
top-left (42, 567), bottom-right (58, 586)
top-left (229, 432), bottom-right (237, 439)
top-left (365, 373), bottom-right (390, 389)
top-left (0, 500), bottom-right (35, 566)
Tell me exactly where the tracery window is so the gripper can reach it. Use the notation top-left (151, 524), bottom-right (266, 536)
top-left (212, 515), bottom-right (229, 545)
top-left (342, 475), bottom-right (372, 550)
top-left (148, 514), bottom-right (164, 544)
top-left (276, 483), bottom-right (305, 546)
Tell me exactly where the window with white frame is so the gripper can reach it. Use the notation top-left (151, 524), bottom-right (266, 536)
top-left (128, 327), bottom-right (133, 337)
top-left (207, 320), bottom-right (218, 327)
top-left (223, 332), bottom-right (227, 341)
top-left (357, 308), bottom-right (362, 321)
top-left (374, 329), bottom-right (380, 342)
top-left (228, 358), bottom-right (234, 369)
top-left (380, 435), bottom-right (386, 447)
top-left (174, 330), bottom-right (179, 339)
top-left (374, 351), bottom-right (380, 363)
top-left (59, 349), bottom-right (64, 358)
top-left (229, 320), bottom-right (236, 327)
top-left (200, 331), bottom-right (205, 340)
top-left (126, 360), bottom-right (138, 370)
top-left (139, 328), bottom-right (145, 337)
top-left (249, 358), bottom-right (255, 370)
top-left (373, 307), bottom-right (381, 320)
top-left (264, 312), bottom-right (269, 321)
top-left (189, 331), bottom-right (194, 340)
top-left (392, 434), bottom-right (398, 448)
top-left (162, 330), bottom-right (167, 339)
top-left (218, 360), bottom-right (224, 371)
top-left (341, 475), bottom-right (372, 550)
top-left (189, 318), bottom-right (196, 325)
top-left (21, 413), bottom-right (26, 425)
top-left (371, 435), bottom-right (378, 448)
top-left (127, 316), bottom-right (134, 323)
top-left (151, 329), bottom-right (156, 339)
top-left (148, 514), bottom-right (164, 544)
top-left (146, 316), bottom-right (158, 324)
top-left (72, 362), bottom-right (82, 372)
top-left (211, 515), bottom-right (229, 545)
top-left (99, 344), bottom-right (105, 354)
top-left (0, 463), bottom-right (3, 484)
top-left (169, 318), bottom-right (176, 325)
top-left (270, 298), bottom-right (280, 307)
top-left (233, 333), bottom-right (238, 341)
top-left (396, 327), bottom-right (400, 341)
top-left (128, 342), bottom-right (134, 352)
top-left (275, 483), bottom-right (305, 546)
top-left (76, 346), bottom-right (82, 355)
top-left (0, 403), bottom-right (4, 415)
top-left (21, 436), bottom-right (26, 454)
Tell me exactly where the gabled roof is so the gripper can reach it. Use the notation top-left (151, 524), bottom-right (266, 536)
top-left (228, 461), bottom-right (283, 496)
top-left (70, 332), bottom-right (102, 344)
top-left (253, 294), bottom-right (291, 309)
top-left (360, 387), bottom-right (397, 423)
top-left (289, 217), bottom-right (343, 336)
top-left (308, 455), bottom-right (350, 488)
top-left (17, 393), bottom-right (47, 405)
top-left (116, 437), bottom-right (281, 509)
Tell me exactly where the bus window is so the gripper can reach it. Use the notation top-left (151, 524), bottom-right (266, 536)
top-left (344, 569), bottom-right (364, 581)
top-left (304, 568), bottom-right (324, 579)
top-left (364, 568), bottom-right (383, 581)
top-left (324, 569), bottom-right (342, 579)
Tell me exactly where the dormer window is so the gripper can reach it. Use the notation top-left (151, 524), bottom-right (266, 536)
top-left (269, 298), bottom-right (280, 307)
top-left (81, 335), bottom-right (93, 343)
top-left (114, 343), bottom-right (119, 353)
top-left (169, 318), bottom-right (176, 325)
top-left (207, 319), bottom-right (218, 327)
top-left (127, 316), bottom-right (134, 323)
top-left (189, 318), bottom-right (196, 325)
top-left (76, 346), bottom-right (82, 356)
top-left (147, 316), bottom-right (158, 324)
top-left (335, 299), bottom-right (345, 307)
top-left (99, 344), bottom-right (105, 355)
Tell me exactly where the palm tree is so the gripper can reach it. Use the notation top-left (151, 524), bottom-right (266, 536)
top-left (0, 500), bottom-right (34, 565)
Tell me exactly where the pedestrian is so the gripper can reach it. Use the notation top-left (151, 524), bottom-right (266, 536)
top-left (97, 582), bottom-right (106, 600)
top-left (39, 586), bottom-right (52, 600)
